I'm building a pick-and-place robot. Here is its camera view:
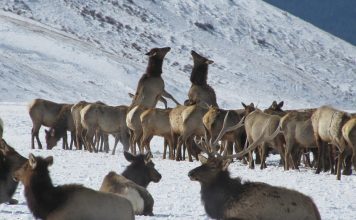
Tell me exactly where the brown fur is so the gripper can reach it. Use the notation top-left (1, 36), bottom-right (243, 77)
top-left (140, 108), bottom-right (174, 159)
top-left (80, 104), bottom-right (130, 154)
top-left (188, 50), bottom-right (218, 107)
top-left (0, 139), bottom-right (27, 204)
top-left (130, 47), bottom-right (173, 109)
top-left (28, 99), bottom-right (70, 149)
top-left (14, 154), bottom-right (134, 220)
top-left (280, 111), bottom-right (316, 170)
top-left (188, 155), bottom-right (321, 220)
top-left (126, 105), bottom-right (148, 155)
top-left (45, 104), bottom-right (75, 150)
top-left (100, 171), bottom-right (154, 216)
top-left (311, 106), bottom-right (351, 180)
top-left (244, 109), bottom-right (285, 169)
top-left (342, 117), bottom-right (356, 172)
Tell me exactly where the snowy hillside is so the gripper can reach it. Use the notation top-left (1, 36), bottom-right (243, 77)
top-left (0, 0), bottom-right (356, 220)
top-left (1, 0), bottom-right (355, 109)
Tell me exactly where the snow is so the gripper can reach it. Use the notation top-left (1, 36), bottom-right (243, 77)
top-left (0, 0), bottom-right (355, 219)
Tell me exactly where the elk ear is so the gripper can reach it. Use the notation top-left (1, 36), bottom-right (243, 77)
top-left (50, 129), bottom-right (55, 137)
top-left (278, 101), bottom-right (284, 108)
top-left (221, 159), bottom-right (232, 171)
top-left (241, 102), bottom-right (247, 108)
top-left (124, 151), bottom-right (135, 162)
top-left (205, 59), bottom-right (214, 64)
top-left (45, 156), bottom-right (53, 167)
top-left (145, 51), bottom-right (157, 57)
top-left (144, 151), bottom-right (153, 163)
top-left (29, 153), bottom-right (37, 169)
top-left (198, 154), bottom-right (208, 164)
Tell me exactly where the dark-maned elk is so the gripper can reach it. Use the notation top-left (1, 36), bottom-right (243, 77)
top-left (279, 111), bottom-right (317, 170)
top-left (129, 47), bottom-right (180, 109)
top-left (342, 117), bottom-right (356, 172)
top-left (311, 106), bottom-right (351, 180)
top-left (45, 104), bottom-right (75, 150)
top-left (80, 103), bottom-right (130, 154)
top-left (13, 154), bottom-right (134, 220)
top-left (121, 151), bottom-right (161, 188)
top-left (100, 171), bottom-right (155, 216)
top-left (0, 139), bottom-right (27, 204)
top-left (188, 153), bottom-right (321, 220)
top-left (28, 99), bottom-right (73, 149)
top-left (140, 108), bottom-right (174, 159)
top-left (188, 50), bottom-right (218, 107)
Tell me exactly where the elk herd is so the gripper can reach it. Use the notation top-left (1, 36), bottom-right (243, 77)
top-left (1, 46), bottom-right (355, 219)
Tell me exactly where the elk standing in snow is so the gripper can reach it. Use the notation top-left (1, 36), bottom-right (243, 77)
top-left (45, 104), bottom-right (75, 150)
top-left (28, 99), bottom-right (73, 149)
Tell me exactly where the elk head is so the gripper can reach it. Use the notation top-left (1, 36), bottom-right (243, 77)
top-left (145, 47), bottom-right (171, 59)
top-left (45, 129), bottom-right (58, 150)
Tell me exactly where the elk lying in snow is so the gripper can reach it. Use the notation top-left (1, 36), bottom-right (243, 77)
top-left (0, 139), bottom-right (27, 204)
top-left (80, 103), bottom-right (130, 154)
top-left (28, 99), bottom-right (74, 149)
top-left (100, 172), bottom-right (155, 216)
top-left (129, 47), bottom-right (180, 109)
top-left (188, 50), bottom-right (218, 107)
top-left (140, 108), bottom-right (174, 159)
top-left (342, 117), bottom-right (356, 172)
top-left (13, 154), bottom-right (134, 220)
top-left (121, 151), bottom-right (161, 188)
top-left (45, 104), bottom-right (75, 150)
top-left (311, 106), bottom-right (351, 180)
top-left (100, 151), bottom-right (161, 215)
top-left (188, 153), bottom-right (321, 220)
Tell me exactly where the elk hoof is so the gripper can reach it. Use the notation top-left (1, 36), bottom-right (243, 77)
top-left (342, 169), bottom-right (352, 176)
top-left (8, 199), bottom-right (18, 205)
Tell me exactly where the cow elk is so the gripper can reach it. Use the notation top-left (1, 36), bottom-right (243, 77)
top-left (0, 139), bottom-right (27, 204)
top-left (45, 104), bottom-right (75, 150)
top-left (342, 117), bottom-right (356, 172)
top-left (140, 108), bottom-right (174, 159)
top-left (129, 47), bottom-right (179, 109)
top-left (13, 154), bottom-right (134, 220)
top-left (311, 106), bottom-right (351, 180)
top-left (28, 99), bottom-right (73, 149)
top-left (188, 50), bottom-right (218, 107)
top-left (121, 151), bottom-right (161, 188)
top-left (100, 171), bottom-right (155, 216)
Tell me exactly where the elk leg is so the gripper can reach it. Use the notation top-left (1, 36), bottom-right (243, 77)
top-left (336, 150), bottom-right (345, 180)
top-left (315, 136), bottom-right (324, 174)
top-left (62, 132), bottom-right (68, 150)
top-left (176, 136), bottom-right (183, 161)
top-left (260, 143), bottom-right (267, 170)
top-left (161, 90), bottom-right (181, 105)
top-left (163, 138), bottom-right (167, 159)
top-left (342, 154), bottom-right (352, 175)
top-left (32, 125), bottom-right (42, 149)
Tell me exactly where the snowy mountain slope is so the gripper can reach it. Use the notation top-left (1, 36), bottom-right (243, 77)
top-left (1, 0), bottom-right (355, 109)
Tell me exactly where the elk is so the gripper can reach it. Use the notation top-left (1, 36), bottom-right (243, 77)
top-left (129, 47), bottom-right (180, 109)
top-left (188, 50), bottom-right (218, 107)
top-left (28, 99), bottom-right (73, 149)
top-left (0, 139), bottom-right (27, 204)
top-left (121, 151), bottom-right (161, 188)
top-left (126, 105), bottom-right (147, 155)
top-left (140, 108), bottom-right (174, 159)
top-left (311, 106), bottom-right (351, 180)
top-left (203, 106), bottom-right (247, 157)
top-left (188, 153), bottom-right (321, 220)
top-left (0, 117), bottom-right (3, 139)
top-left (342, 117), bottom-right (356, 172)
top-left (100, 172), bottom-right (155, 216)
top-left (13, 154), bottom-right (134, 220)
top-left (280, 111), bottom-right (316, 170)
top-left (45, 104), bottom-right (75, 150)
top-left (80, 103), bottom-right (130, 154)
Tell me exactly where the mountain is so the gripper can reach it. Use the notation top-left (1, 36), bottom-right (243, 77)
top-left (263, 0), bottom-right (356, 46)
top-left (0, 0), bottom-right (355, 110)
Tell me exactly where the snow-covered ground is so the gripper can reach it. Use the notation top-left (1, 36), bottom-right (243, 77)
top-left (0, 0), bottom-right (356, 219)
